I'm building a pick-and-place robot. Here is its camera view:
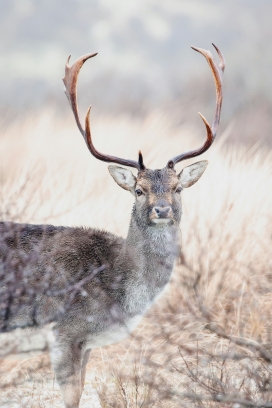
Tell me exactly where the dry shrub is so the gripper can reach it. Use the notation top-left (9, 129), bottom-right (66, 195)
top-left (0, 109), bottom-right (271, 407)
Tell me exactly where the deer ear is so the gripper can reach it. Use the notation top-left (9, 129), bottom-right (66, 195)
top-left (178, 160), bottom-right (208, 188)
top-left (108, 165), bottom-right (136, 193)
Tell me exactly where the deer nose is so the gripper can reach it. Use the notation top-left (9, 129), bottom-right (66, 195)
top-left (154, 206), bottom-right (171, 218)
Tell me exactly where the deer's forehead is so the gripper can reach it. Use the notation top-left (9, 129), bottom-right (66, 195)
top-left (136, 169), bottom-right (179, 193)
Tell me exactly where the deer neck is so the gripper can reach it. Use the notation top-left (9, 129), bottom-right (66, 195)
top-left (121, 207), bottom-right (180, 314)
top-left (126, 217), bottom-right (179, 259)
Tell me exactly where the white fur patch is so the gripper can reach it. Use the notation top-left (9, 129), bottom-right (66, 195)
top-left (86, 316), bottom-right (143, 348)
top-left (152, 218), bottom-right (171, 224)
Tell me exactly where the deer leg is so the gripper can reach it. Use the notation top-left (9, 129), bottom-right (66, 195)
top-left (81, 348), bottom-right (91, 391)
top-left (49, 337), bottom-right (86, 408)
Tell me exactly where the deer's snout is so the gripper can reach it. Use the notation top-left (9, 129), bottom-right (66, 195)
top-left (153, 206), bottom-right (171, 218)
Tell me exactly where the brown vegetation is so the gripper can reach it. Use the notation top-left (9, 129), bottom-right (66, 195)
top-left (0, 110), bottom-right (271, 407)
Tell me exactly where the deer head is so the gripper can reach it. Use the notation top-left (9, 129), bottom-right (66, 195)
top-left (63, 45), bottom-right (225, 228)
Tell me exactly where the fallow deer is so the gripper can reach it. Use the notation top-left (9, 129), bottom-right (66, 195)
top-left (0, 44), bottom-right (224, 408)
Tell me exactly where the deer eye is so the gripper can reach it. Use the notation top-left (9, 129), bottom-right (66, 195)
top-left (135, 189), bottom-right (143, 197)
top-left (175, 187), bottom-right (182, 194)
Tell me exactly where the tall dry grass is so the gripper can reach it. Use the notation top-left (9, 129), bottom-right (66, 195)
top-left (0, 109), bottom-right (272, 407)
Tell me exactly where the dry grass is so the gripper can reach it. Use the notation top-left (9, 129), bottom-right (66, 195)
top-left (0, 109), bottom-right (272, 407)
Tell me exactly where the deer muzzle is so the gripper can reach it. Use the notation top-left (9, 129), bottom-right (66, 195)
top-left (151, 206), bottom-right (173, 224)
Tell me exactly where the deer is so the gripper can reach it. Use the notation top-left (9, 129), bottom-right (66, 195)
top-left (0, 44), bottom-right (224, 408)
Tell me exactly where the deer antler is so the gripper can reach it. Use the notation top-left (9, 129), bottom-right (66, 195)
top-left (167, 43), bottom-right (225, 169)
top-left (63, 53), bottom-right (145, 171)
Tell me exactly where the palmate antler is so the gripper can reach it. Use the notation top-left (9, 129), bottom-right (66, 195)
top-left (63, 53), bottom-right (145, 171)
top-left (167, 44), bottom-right (225, 169)
top-left (63, 44), bottom-right (225, 172)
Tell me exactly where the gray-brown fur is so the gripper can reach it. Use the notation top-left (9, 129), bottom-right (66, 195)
top-left (0, 163), bottom-right (208, 408)
top-left (0, 42), bottom-right (225, 407)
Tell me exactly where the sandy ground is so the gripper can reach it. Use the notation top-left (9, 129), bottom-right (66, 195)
top-left (1, 355), bottom-right (102, 408)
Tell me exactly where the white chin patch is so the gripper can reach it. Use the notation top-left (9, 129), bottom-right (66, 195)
top-left (152, 218), bottom-right (171, 224)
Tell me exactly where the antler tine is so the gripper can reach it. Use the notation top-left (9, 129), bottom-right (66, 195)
top-left (63, 54), bottom-right (142, 171)
top-left (167, 44), bottom-right (225, 169)
top-left (63, 53), bottom-right (97, 137)
top-left (85, 107), bottom-right (144, 169)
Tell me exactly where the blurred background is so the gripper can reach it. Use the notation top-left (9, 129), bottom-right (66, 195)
top-left (1, 3), bottom-right (272, 406)
top-left (1, 0), bottom-right (272, 146)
